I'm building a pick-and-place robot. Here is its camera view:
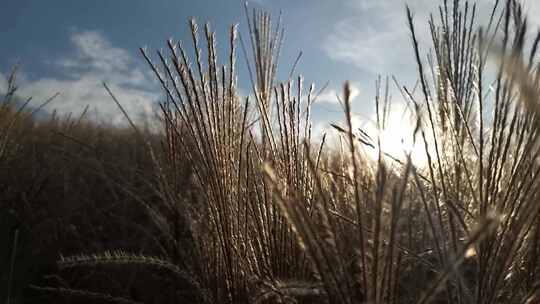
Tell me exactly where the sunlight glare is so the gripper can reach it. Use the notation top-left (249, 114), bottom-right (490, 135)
top-left (359, 103), bottom-right (429, 167)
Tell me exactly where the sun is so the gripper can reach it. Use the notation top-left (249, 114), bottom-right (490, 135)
top-left (357, 103), bottom-right (429, 167)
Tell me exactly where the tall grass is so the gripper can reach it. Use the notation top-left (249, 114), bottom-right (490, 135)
top-left (0, 70), bottom-right (186, 303)
top-left (25, 0), bottom-right (540, 303)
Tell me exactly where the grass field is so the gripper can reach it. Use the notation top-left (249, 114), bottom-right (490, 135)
top-left (2, 0), bottom-right (540, 303)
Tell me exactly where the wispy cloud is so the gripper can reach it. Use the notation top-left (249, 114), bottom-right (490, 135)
top-left (322, 0), bottom-right (540, 79)
top-left (314, 82), bottom-right (360, 105)
top-left (322, 0), bottom-right (432, 77)
top-left (3, 30), bottom-right (159, 125)
top-left (523, 1), bottom-right (540, 28)
top-left (0, 73), bottom-right (7, 94)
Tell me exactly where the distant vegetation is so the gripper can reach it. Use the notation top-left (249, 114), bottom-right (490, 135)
top-left (2, 0), bottom-right (540, 303)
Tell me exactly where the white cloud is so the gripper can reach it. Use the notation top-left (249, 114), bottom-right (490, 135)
top-left (12, 30), bottom-right (159, 126)
top-left (310, 113), bottom-right (371, 155)
top-left (314, 82), bottom-right (360, 105)
top-left (523, 1), bottom-right (540, 28)
top-left (0, 73), bottom-right (7, 94)
top-left (67, 31), bottom-right (130, 71)
top-left (22, 76), bottom-right (156, 125)
top-left (315, 89), bottom-right (340, 104)
top-left (323, 0), bottom-right (432, 76)
top-left (322, 0), bottom-right (540, 78)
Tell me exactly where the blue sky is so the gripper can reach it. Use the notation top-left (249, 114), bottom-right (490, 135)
top-left (1, 0), bottom-right (539, 132)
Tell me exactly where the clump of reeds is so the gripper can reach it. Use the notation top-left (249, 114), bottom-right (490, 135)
top-left (402, 0), bottom-right (540, 302)
top-left (139, 7), bottom-right (324, 302)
